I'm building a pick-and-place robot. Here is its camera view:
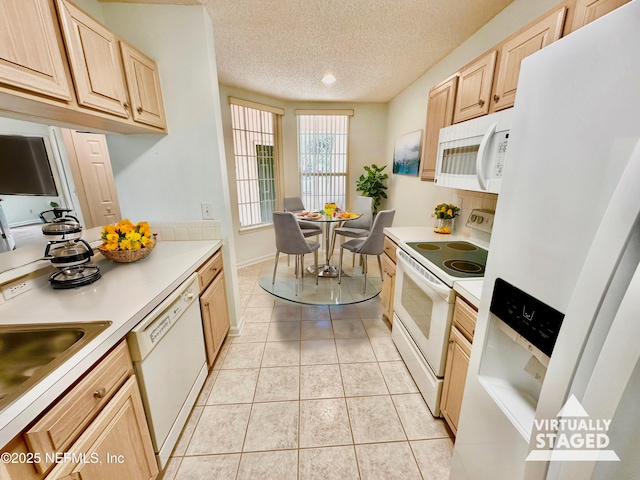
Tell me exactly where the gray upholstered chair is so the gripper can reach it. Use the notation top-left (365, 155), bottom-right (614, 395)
top-left (272, 212), bottom-right (320, 294)
top-left (338, 209), bottom-right (395, 293)
top-left (329, 196), bottom-right (373, 262)
top-left (283, 196), bottom-right (322, 239)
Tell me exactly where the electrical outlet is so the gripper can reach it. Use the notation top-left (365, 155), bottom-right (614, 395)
top-left (1, 277), bottom-right (33, 301)
top-left (201, 203), bottom-right (214, 220)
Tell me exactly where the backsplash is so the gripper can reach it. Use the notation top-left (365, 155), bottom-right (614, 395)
top-left (150, 220), bottom-right (223, 242)
top-left (453, 190), bottom-right (498, 237)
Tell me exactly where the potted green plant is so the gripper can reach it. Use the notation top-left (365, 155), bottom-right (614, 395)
top-left (356, 164), bottom-right (388, 213)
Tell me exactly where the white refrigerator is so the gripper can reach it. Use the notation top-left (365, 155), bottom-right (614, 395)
top-left (451, 2), bottom-right (640, 479)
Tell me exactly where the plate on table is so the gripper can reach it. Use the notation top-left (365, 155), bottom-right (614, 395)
top-left (296, 212), bottom-right (309, 217)
top-left (307, 213), bottom-right (323, 219)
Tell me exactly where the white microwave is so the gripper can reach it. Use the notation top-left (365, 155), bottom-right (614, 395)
top-left (435, 108), bottom-right (513, 194)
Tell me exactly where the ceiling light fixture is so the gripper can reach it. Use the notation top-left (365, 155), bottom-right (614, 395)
top-left (321, 74), bottom-right (336, 85)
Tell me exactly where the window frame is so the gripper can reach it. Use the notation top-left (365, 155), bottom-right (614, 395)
top-left (229, 98), bottom-right (284, 231)
top-left (295, 110), bottom-right (353, 212)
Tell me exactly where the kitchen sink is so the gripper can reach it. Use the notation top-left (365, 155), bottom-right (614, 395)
top-left (0, 321), bottom-right (112, 411)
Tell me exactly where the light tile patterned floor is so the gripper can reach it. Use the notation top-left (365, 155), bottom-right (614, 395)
top-left (161, 260), bottom-right (454, 480)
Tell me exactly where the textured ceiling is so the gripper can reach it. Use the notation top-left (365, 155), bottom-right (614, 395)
top-left (101, 0), bottom-right (514, 102)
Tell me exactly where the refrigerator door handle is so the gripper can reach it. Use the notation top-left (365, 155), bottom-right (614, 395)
top-left (476, 123), bottom-right (497, 190)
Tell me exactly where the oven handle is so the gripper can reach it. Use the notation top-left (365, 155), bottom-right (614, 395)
top-left (396, 250), bottom-right (452, 299)
top-left (476, 122), bottom-right (497, 191)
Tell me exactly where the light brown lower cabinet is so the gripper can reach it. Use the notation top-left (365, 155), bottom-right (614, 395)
top-left (380, 252), bottom-right (396, 322)
top-left (0, 341), bottom-right (158, 480)
top-left (441, 297), bottom-right (478, 435)
top-left (380, 236), bottom-right (398, 322)
top-left (45, 377), bottom-right (158, 480)
top-left (200, 270), bottom-right (231, 367)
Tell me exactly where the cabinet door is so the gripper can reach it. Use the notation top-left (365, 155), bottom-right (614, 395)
top-left (0, 0), bottom-right (71, 101)
top-left (440, 326), bottom-right (472, 435)
top-left (200, 271), bottom-right (230, 367)
top-left (380, 252), bottom-right (396, 322)
top-left (46, 376), bottom-right (158, 480)
top-left (452, 296), bottom-right (477, 342)
top-left (570, 0), bottom-right (630, 32)
top-left (56, 0), bottom-right (129, 118)
top-left (120, 41), bottom-right (167, 129)
top-left (421, 74), bottom-right (458, 181)
top-left (491, 8), bottom-right (566, 112)
top-left (453, 50), bottom-right (496, 124)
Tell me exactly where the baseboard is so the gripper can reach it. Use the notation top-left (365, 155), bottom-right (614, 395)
top-left (236, 253), bottom-right (274, 269)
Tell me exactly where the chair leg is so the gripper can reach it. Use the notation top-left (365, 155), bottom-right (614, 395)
top-left (362, 254), bottom-right (369, 294)
top-left (328, 231), bottom-right (337, 261)
top-left (377, 254), bottom-right (383, 281)
top-left (272, 251), bottom-right (280, 284)
top-left (301, 254), bottom-right (304, 292)
top-left (314, 249), bottom-right (319, 285)
top-left (338, 247), bottom-right (344, 284)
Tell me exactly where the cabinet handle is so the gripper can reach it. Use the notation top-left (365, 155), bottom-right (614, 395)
top-left (210, 267), bottom-right (218, 274)
top-left (137, 106), bottom-right (143, 114)
top-left (204, 302), bottom-right (210, 308)
top-left (122, 101), bottom-right (129, 109)
top-left (93, 387), bottom-right (106, 399)
top-left (449, 339), bottom-right (455, 344)
top-left (478, 98), bottom-right (485, 107)
top-left (493, 94), bottom-right (500, 102)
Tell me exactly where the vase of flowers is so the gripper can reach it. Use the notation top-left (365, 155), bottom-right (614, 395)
top-left (433, 203), bottom-right (460, 234)
top-left (98, 219), bottom-right (155, 263)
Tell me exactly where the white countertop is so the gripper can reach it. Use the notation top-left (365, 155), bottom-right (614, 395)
top-left (0, 239), bottom-right (221, 447)
top-left (453, 279), bottom-right (483, 309)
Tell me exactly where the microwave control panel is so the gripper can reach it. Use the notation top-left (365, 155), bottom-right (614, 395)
top-left (493, 131), bottom-right (509, 178)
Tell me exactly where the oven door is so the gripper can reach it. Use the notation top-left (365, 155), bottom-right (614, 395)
top-left (393, 249), bottom-right (455, 376)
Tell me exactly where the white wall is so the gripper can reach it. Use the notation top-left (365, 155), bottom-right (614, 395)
top-left (99, 3), bottom-right (241, 331)
top-left (385, 0), bottom-right (562, 229)
top-left (219, 85), bottom-right (387, 266)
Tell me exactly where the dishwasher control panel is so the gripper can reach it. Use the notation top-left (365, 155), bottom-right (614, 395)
top-left (128, 273), bottom-right (200, 361)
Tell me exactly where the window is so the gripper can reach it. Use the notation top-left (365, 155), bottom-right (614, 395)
top-left (297, 112), bottom-right (352, 211)
top-left (230, 100), bottom-right (283, 228)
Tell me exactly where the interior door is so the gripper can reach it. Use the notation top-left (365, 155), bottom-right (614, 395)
top-left (62, 130), bottom-right (122, 228)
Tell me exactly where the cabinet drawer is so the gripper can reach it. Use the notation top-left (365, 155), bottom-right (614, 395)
top-left (453, 296), bottom-right (478, 342)
top-left (24, 341), bottom-right (133, 474)
top-left (198, 250), bottom-right (223, 292)
top-left (383, 237), bottom-right (398, 264)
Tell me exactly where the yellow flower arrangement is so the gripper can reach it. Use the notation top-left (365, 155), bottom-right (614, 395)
top-left (100, 219), bottom-right (154, 251)
top-left (433, 203), bottom-right (460, 220)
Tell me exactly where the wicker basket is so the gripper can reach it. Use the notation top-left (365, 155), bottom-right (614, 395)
top-left (98, 243), bottom-right (154, 263)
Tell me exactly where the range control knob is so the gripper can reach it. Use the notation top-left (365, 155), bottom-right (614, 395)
top-left (477, 216), bottom-right (484, 224)
top-left (470, 214), bottom-right (478, 222)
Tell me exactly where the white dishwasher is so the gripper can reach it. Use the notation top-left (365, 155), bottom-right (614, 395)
top-left (128, 272), bottom-right (208, 469)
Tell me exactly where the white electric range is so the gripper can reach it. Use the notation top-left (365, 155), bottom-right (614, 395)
top-left (384, 209), bottom-right (493, 416)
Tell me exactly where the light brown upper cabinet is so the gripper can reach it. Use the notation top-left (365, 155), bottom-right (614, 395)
top-left (490, 7), bottom-right (566, 112)
top-left (569, 0), bottom-right (630, 32)
top-left (0, 0), bottom-right (71, 101)
top-left (56, 0), bottom-right (130, 118)
top-left (120, 41), bottom-right (167, 129)
top-left (452, 50), bottom-right (497, 124)
top-left (421, 74), bottom-right (458, 181)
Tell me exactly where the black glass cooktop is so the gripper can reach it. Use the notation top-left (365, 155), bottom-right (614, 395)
top-left (405, 241), bottom-right (488, 278)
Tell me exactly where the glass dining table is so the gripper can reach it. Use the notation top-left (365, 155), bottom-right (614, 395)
top-left (296, 212), bottom-right (361, 278)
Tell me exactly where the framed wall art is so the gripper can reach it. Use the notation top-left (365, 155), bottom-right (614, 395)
top-left (392, 130), bottom-right (422, 176)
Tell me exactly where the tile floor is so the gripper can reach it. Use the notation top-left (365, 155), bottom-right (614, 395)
top-left (161, 261), bottom-right (454, 480)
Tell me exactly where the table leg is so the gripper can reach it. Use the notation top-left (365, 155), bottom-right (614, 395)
top-left (318, 221), bottom-right (339, 277)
